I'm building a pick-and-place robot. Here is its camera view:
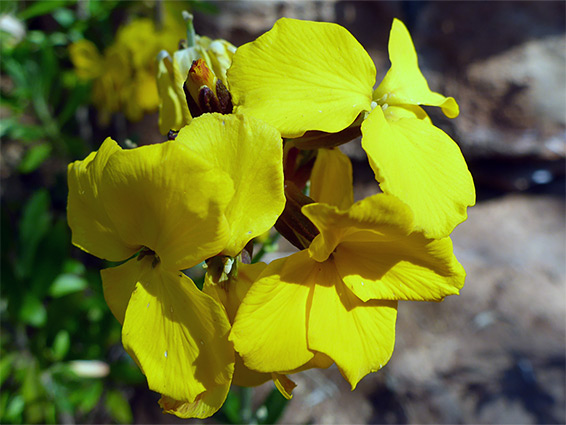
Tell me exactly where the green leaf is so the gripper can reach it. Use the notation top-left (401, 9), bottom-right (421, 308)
top-left (62, 259), bottom-right (86, 275)
top-left (49, 273), bottom-right (88, 298)
top-left (19, 294), bottom-right (47, 327)
top-left (18, 143), bottom-right (52, 174)
top-left (52, 330), bottom-right (70, 361)
top-left (16, 189), bottom-right (51, 279)
top-left (52, 8), bottom-right (75, 28)
top-left (104, 389), bottom-right (133, 424)
top-left (257, 387), bottom-right (289, 425)
top-left (57, 80), bottom-right (91, 128)
top-left (74, 381), bottom-right (103, 412)
top-left (3, 394), bottom-right (24, 423)
top-left (0, 391), bottom-right (10, 422)
top-left (191, 0), bottom-right (220, 14)
top-left (5, 123), bottom-right (47, 143)
top-left (0, 1), bottom-right (17, 15)
top-left (0, 353), bottom-right (15, 386)
top-left (217, 388), bottom-right (242, 424)
top-left (17, 0), bottom-right (76, 20)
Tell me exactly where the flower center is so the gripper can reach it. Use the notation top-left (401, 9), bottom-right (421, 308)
top-left (137, 246), bottom-right (160, 268)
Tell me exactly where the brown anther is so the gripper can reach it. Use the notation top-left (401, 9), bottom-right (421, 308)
top-left (198, 86), bottom-right (222, 113)
top-left (167, 129), bottom-right (179, 140)
top-left (216, 79), bottom-right (233, 114)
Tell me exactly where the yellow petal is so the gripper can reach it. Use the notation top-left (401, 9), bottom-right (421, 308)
top-left (100, 259), bottom-right (140, 325)
top-left (334, 232), bottom-right (466, 302)
top-left (374, 19), bottom-right (459, 118)
top-left (176, 114), bottom-right (285, 257)
top-left (204, 262), bottom-right (267, 323)
top-left (99, 140), bottom-right (233, 270)
top-left (310, 148), bottom-right (354, 210)
top-left (307, 261), bottom-right (398, 389)
top-left (303, 194), bottom-right (414, 262)
top-left (230, 251), bottom-right (315, 373)
top-left (122, 258), bottom-right (234, 403)
top-left (206, 39), bottom-right (236, 85)
top-left (157, 52), bottom-right (188, 134)
top-left (361, 107), bottom-right (476, 238)
top-left (159, 382), bottom-right (231, 419)
top-left (67, 137), bottom-right (137, 261)
top-left (228, 18), bottom-right (375, 138)
top-left (204, 262), bottom-right (273, 387)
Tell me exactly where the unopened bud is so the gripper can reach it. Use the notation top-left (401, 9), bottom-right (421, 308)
top-left (184, 59), bottom-right (233, 117)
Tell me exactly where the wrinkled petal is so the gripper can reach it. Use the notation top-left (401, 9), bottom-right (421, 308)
top-left (99, 140), bottom-right (233, 270)
top-left (310, 148), bottom-right (354, 210)
top-left (303, 194), bottom-right (414, 262)
top-left (228, 18), bottom-right (375, 138)
top-left (122, 258), bottom-right (234, 403)
top-left (230, 251), bottom-right (315, 373)
top-left (159, 382), bottom-right (231, 419)
top-left (177, 114), bottom-right (285, 257)
top-left (308, 261), bottom-right (398, 389)
top-left (373, 19), bottom-right (459, 118)
top-left (67, 138), bottom-right (136, 261)
top-left (361, 107), bottom-right (475, 239)
top-left (334, 232), bottom-right (466, 302)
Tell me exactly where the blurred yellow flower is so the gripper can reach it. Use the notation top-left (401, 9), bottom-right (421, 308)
top-left (69, 17), bottom-right (182, 123)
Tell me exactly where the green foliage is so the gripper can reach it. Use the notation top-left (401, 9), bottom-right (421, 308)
top-left (214, 386), bottom-right (290, 425)
top-left (104, 389), bottom-right (134, 424)
top-left (1, 1), bottom-right (291, 423)
top-left (0, 2), bottom-right (144, 423)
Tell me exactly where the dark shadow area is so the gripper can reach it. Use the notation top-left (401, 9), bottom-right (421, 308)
top-left (468, 156), bottom-right (566, 202)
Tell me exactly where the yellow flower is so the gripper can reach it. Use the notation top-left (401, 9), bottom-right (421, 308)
top-left (67, 113), bottom-right (285, 417)
top-left (69, 18), bottom-right (182, 123)
top-left (230, 193), bottom-right (466, 388)
top-left (310, 147), bottom-right (354, 210)
top-left (228, 18), bottom-right (475, 238)
top-left (156, 12), bottom-right (236, 134)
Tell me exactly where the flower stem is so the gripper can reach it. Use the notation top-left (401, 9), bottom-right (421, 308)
top-left (182, 11), bottom-right (196, 47)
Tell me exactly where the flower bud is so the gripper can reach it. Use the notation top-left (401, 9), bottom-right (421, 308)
top-left (156, 12), bottom-right (237, 133)
top-left (184, 59), bottom-right (233, 116)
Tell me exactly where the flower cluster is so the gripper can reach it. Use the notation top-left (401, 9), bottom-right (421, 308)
top-left (70, 16), bottom-right (183, 123)
top-left (67, 16), bottom-right (475, 418)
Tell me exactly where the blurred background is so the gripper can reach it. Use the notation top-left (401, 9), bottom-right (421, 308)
top-left (1, 1), bottom-right (564, 423)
